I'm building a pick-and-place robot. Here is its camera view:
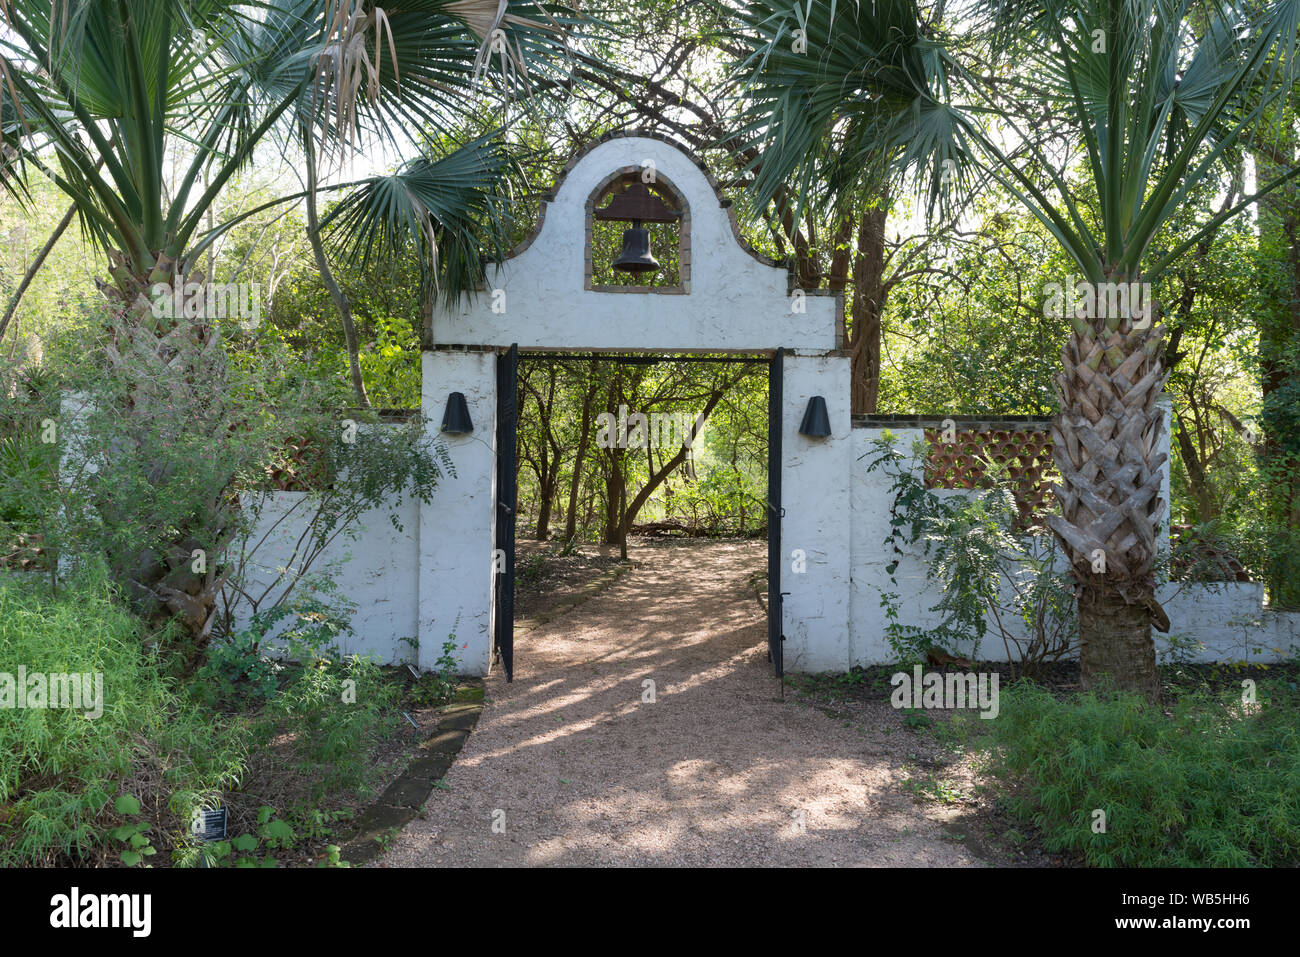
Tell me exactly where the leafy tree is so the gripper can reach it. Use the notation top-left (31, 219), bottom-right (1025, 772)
top-left (729, 0), bottom-right (1300, 700)
top-left (0, 0), bottom-right (578, 637)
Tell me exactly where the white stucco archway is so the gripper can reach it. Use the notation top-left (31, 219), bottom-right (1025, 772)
top-left (418, 133), bottom-right (852, 677)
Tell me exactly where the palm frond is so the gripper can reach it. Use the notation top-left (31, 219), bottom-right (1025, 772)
top-left (317, 131), bottom-right (519, 305)
top-left (726, 0), bottom-right (976, 224)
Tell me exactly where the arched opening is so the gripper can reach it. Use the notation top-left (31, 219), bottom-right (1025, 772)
top-left (585, 169), bottom-right (690, 292)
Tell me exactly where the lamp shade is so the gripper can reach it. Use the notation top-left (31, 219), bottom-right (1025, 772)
top-left (441, 391), bottom-right (474, 434)
top-left (798, 395), bottom-right (831, 438)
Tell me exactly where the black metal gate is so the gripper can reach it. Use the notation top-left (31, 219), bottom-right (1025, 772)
top-left (493, 344), bottom-right (518, 681)
top-left (767, 347), bottom-right (784, 677)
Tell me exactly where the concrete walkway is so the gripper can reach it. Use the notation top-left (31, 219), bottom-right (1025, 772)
top-left (378, 539), bottom-right (985, 867)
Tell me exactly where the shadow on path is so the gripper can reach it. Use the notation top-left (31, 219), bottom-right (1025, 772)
top-left (378, 539), bottom-right (988, 866)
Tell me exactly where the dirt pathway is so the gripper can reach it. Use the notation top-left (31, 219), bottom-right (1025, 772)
top-left (379, 540), bottom-right (988, 867)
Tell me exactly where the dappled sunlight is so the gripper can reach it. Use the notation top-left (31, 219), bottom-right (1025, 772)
top-left (381, 541), bottom-right (983, 867)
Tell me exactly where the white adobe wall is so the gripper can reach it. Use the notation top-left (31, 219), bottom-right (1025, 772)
top-left (850, 425), bottom-right (954, 665)
top-left (429, 135), bottom-right (839, 354)
top-left (420, 134), bottom-right (849, 678)
top-left (780, 353), bottom-right (853, 672)
top-left (225, 354), bottom-right (501, 676)
top-left (418, 350), bottom-right (498, 675)
top-left (847, 423), bottom-right (1297, 666)
top-left (229, 488), bottom-right (419, 663)
top-left (1157, 582), bottom-right (1300, 663)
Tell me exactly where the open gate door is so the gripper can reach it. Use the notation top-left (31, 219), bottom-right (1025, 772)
top-left (767, 347), bottom-right (784, 677)
top-left (493, 344), bottom-right (518, 681)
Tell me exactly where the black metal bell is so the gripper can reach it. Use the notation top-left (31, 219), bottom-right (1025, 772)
top-left (612, 223), bottom-right (659, 274)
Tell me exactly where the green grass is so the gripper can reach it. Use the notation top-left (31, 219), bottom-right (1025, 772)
top-left (979, 681), bottom-right (1300, 866)
top-left (0, 573), bottom-right (248, 865)
top-left (0, 572), bottom-right (409, 866)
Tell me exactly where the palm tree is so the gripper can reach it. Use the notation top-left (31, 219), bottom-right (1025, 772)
top-left (729, 0), bottom-right (1300, 700)
top-left (0, 0), bottom-right (578, 640)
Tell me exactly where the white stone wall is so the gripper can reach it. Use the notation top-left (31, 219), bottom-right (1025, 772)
top-left (779, 353), bottom-right (853, 672)
top-left (229, 489), bottom-right (420, 663)
top-left (1157, 582), bottom-right (1300, 663)
top-left (429, 135), bottom-right (840, 355)
top-left (221, 133), bottom-right (1298, 675)
top-left (417, 350), bottom-right (498, 675)
top-left (223, 413), bottom-right (1300, 673)
top-left (847, 424), bottom-right (1299, 666)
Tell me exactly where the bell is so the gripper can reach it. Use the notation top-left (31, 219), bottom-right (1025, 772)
top-left (612, 220), bottom-right (659, 274)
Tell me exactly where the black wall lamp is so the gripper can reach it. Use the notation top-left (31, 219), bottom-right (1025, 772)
top-left (798, 396), bottom-right (832, 438)
top-left (441, 392), bottom-right (474, 434)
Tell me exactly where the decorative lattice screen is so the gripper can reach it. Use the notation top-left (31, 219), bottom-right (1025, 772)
top-left (923, 426), bottom-right (1058, 527)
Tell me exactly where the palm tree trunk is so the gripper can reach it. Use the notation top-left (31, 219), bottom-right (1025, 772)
top-left (1077, 583), bottom-right (1161, 698)
top-left (97, 261), bottom-right (232, 663)
top-left (1048, 271), bottom-right (1170, 703)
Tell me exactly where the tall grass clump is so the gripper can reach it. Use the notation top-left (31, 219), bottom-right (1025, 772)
top-left (0, 574), bottom-right (248, 865)
top-left (983, 682), bottom-right (1300, 866)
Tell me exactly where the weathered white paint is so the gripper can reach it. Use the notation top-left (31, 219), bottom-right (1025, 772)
top-left (216, 135), bottom-right (1294, 674)
top-left (419, 135), bottom-right (847, 678)
top-left (231, 489), bottom-right (419, 663)
top-left (1157, 581), bottom-right (1300, 663)
top-left (429, 135), bottom-right (840, 354)
top-left (417, 350), bottom-right (498, 675)
top-left (848, 423), bottom-right (1296, 665)
top-left (224, 409), bottom-right (1297, 672)
top-left (780, 353), bottom-right (853, 672)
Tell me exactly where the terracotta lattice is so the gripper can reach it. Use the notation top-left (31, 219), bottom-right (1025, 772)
top-left (923, 427), bottom-right (1059, 527)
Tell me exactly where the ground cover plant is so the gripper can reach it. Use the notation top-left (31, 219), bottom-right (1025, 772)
top-left (0, 569), bottom-right (462, 867)
top-left (975, 676), bottom-right (1300, 866)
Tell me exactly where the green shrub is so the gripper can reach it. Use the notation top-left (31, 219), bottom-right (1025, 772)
top-left (0, 574), bottom-right (248, 865)
top-left (255, 654), bottom-right (400, 800)
top-left (983, 681), bottom-right (1300, 866)
top-left (194, 580), bottom-right (356, 709)
top-left (1, 571), bottom-right (409, 866)
top-left (409, 637), bottom-right (461, 708)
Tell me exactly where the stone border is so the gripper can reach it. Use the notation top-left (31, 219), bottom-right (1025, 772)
top-left (336, 681), bottom-right (486, 866)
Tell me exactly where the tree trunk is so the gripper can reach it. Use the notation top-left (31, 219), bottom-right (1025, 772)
top-left (1254, 125), bottom-right (1300, 607)
top-left (622, 389), bottom-right (726, 526)
top-left (0, 202), bottom-right (77, 344)
top-left (1048, 267), bottom-right (1170, 703)
top-left (303, 128), bottom-right (370, 409)
top-left (1173, 409), bottom-right (1216, 522)
top-left (848, 200), bottom-right (888, 414)
top-left (535, 479), bottom-right (554, 540)
top-left (96, 262), bottom-right (232, 665)
top-left (603, 454), bottom-right (624, 545)
top-left (1077, 583), bottom-right (1161, 700)
top-left (564, 377), bottom-right (597, 542)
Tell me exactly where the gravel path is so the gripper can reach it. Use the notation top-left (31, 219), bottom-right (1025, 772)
top-left (378, 539), bottom-right (988, 867)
